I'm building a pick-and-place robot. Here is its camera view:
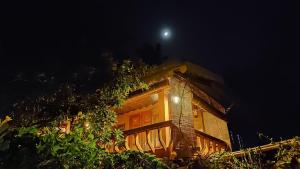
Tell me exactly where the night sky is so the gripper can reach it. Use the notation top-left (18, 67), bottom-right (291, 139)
top-left (1, 1), bottom-right (299, 148)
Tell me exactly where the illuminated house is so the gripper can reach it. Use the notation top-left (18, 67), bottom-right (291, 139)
top-left (114, 61), bottom-right (232, 158)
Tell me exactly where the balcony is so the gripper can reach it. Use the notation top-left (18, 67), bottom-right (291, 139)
top-left (109, 120), bottom-right (230, 158)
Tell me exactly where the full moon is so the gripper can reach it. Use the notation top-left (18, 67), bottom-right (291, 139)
top-left (161, 29), bottom-right (171, 39)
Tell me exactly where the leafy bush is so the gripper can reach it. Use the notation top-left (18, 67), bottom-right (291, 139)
top-left (0, 116), bottom-right (41, 169)
top-left (0, 60), bottom-right (168, 169)
top-left (187, 137), bottom-right (300, 169)
top-left (275, 137), bottom-right (300, 168)
top-left (16, 121), bottom-right (168, 169)
top-left (103, 151), bottom-right (168, 169)
top-left (0, 116), bottom-right (12, 152)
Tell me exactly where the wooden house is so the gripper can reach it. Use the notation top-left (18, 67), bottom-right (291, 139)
top-left (114, 61), bottom-right (232, 158)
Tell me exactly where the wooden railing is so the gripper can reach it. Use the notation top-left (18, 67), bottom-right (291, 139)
top-left (232, 139), bottom-right (294, 157)
top-left (195, 129), bottom-right (230, 156)
top-left (109, 121), bottom-right (230, 158)
top-left (122, 120), bottom-right (172, 156)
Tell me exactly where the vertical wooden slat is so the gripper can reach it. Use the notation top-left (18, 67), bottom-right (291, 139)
top-left (135, 133), bottom-right (143, 151)
top-left (212, 141), bottom-right (216, 153)
top-left (202, 138), bottom-right (210, 156)
top-left (114, 141), bottom-right (121, 152)
top-left (146, 130), bottom-right (155, 153)
top-left (158, 128), bottom-right (167, 151)
top-left (217, 143), bottom-right (223, 152)
top-left (208, 140), bottom-right (214, 155)
top-left (219, 144), bottom-right (225, 151)
top-left (165, 126), bottom-right (172, 147)
top-left (125, 135), bottom-right (130, 150)
top-left (199, 136), bottom-right (205, 154)
top-left (215, 143), bottom-right (219, 152)
top-left (196, 136), bottom-right (200, 149)
top-left (168, 126), bottom-right (175, 158)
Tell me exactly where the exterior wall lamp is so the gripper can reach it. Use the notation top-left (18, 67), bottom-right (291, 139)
top-left (150, 93), bottom-right (159, 102)
top-left (172, 96), bottom-right (180, 104)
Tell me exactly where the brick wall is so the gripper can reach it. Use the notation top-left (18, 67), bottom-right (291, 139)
top-left (169, 77), bottom-right (196, 157)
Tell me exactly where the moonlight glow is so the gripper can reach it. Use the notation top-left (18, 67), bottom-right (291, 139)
top-left (161, 29), bottom-right (171, 39)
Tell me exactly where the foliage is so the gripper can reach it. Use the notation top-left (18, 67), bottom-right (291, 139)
top-left (0, 116), bottom-right (12, 152)
top-left (0, 60), bottom-right (167, 169)
top-left (11, 59), bottom-right (149, 128)
top-left (187, 136), bottom-right (300, 169)
top-left (12, 120), bottom-right (168, 169)
top-left (275, 137), bottom-right (300, 169)
top-left (18, 112), bottom-right (111, 169)
top-left (103, 151), bottom-right (168, 169)
top-left (31, 122), bottom-right (106, 169)
top-left (0, 116), bottom-right (41, 169)
top-left (203, 150), bottom-right (271, 169)
top-left (10, 59), bottom-right (149, 142)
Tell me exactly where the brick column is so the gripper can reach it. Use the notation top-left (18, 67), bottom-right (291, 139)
top-left (169, 77), bottom-right (196, 158)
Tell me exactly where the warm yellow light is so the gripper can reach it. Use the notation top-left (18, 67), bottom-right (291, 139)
top-left (150, 93), bottom-right (159, 102)
top-left (172, 96), bottom-right (180, 104)
top-left (84, 121), bottom-right (90, 130)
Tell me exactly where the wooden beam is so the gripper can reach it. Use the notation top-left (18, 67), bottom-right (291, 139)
top-left (123, 80), bottom-right (170, 104)
top-left (195, 129), bottom-right (229, 146)
top-left (123, 120), bottom-right (173, 136)
top-left (232, 139), bottom-right (295, 157)
top-left (193, 95), bottom-right (227, 121)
